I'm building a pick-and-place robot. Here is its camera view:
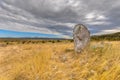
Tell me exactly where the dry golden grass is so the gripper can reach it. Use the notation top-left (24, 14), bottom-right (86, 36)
top-left (0, 41), bottom-right (120, 80)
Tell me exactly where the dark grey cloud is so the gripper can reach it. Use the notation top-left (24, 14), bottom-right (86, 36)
top-left (0, 0), bottom-right (120, 38)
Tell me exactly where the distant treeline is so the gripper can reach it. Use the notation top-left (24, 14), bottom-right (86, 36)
top-left (0, 32), bottom-right (120, 43)
top-left (0, 38), bottom-right (73, 45)
top-left (91, 32), bottom-right (120, 41)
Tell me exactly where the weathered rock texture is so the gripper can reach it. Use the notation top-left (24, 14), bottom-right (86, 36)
top-left (73, 24), bottom-right (90, 53)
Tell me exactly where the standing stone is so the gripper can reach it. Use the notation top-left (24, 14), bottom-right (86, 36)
top-left (73, 24), bottom-right (90, 53)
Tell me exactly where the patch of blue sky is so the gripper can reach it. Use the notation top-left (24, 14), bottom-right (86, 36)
top-left (0, 29), bottom-right (60, 38)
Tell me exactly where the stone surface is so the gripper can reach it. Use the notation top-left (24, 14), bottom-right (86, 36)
top-left (73, 24), bottom-right (90, 53)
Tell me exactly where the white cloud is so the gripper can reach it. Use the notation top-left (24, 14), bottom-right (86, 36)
top-left (96, 15), bottom-right (107, 20)
top-left (87, 21), bottom-right (111, 25)
top-left (85, 12), bottom-right (96, 19)
top-left (93, 27), bottom-right (120, 35)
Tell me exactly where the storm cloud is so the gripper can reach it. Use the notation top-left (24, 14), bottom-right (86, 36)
top-left (0, 0), bottom-right (120, 38)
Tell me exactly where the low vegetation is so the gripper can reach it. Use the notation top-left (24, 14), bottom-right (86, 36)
top-left (0, 39), bottom-right (120, 80)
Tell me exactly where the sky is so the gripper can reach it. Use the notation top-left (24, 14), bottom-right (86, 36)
top-left (0, 0), bottom-right (120, 38)
top-left (0, 29), bottom-right (60, 38)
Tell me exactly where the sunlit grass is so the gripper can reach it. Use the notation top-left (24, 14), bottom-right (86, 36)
top-left (0, 41), bottom-right (120, 80)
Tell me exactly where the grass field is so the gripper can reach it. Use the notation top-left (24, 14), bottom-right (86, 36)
top-left (0, 40), bottom-right (120, 80)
